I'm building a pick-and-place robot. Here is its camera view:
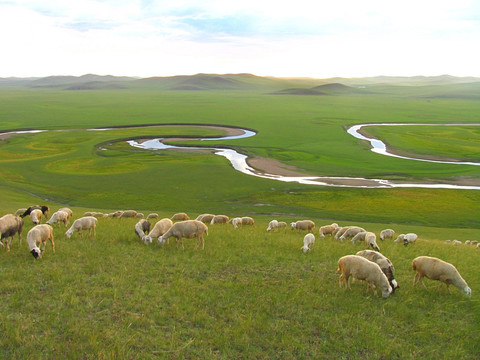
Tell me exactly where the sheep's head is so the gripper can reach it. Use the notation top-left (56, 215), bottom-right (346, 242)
top-left (381, 284), bottom-right (393, 298)
top-left (301, 245), bottom-right (310, 253)
top-left (30, 248), bottom-right (41, 259)
top-left (65, 230), bottom-right (73, 239)
top-left (464, 286), bottom-right (472, 297)
top-left (142, 236), bottom-right (152, 245)
top-left (157, 237), bottom-right (166, 246)
top-left (290, 222), bottom-right (296, 229)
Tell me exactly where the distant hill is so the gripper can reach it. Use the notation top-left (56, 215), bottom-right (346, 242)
top-left (272, 83), bottom-right (367, 96)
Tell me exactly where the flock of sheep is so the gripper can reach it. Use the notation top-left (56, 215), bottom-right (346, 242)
top-left (0, 206), bottom-right (472, 299)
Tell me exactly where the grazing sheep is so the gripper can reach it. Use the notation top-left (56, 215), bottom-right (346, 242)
top-left (158, 220), bottom-right (208, 250)
top-left (134, 219), bottom-right (151, 241)
top-left (337, 255), bottom-right (393, 298)
top-left (412, 256), bottom-right (471, 297)
top-left (143, 218), bottom-right (173, 244)
top-left (119, 210), bottom-right (137, 218)
top-left (301, 233), bottom-right (315, 253)
top-left (27, 224), bottom-right (54, 259)
top-left (112, 210), bottom-right (124, 218)
top-left (29, 209), bottom-right (43, 225)
top-left (395, 233), bottom-right (418, 246)
top-left (65, 216), bottom-right (98, 239)
top-left (196, 214), bottom-right (215, 224)
top-left (452, 239), bottom-right (462, 245)
top-left (15, 208), bottom-right (27, 216)
top-left (0, 214), bottom-right (24, 251)
top-left (339, 226), bottom-right (366, 242)
top-left (380, 229), bottom-right (395, 241)
top-left (58, 207), bottom-right (73, 222)
top-left (241, 217), bottom-right (255, 226)
top-left (210, 215), bottom-right (229, 225)
top-left (20, 205), bottom-right (50, 218)
top-left (46, 210), bottom-right (70, 226)
top-left (477, 243), bottom-right (480, 249)
top-left (171, 212), bottom-right (189, 221)
top-left (356, 250), bottom-right (399, 291)
top-left (471, 241), bottom-right (478, 246)
top-left (445, 240), bottom-right (451, 243)
top-left (231, 217), bottom-right (243, 229)
top-left (146, 213), bottom-right (159, 220)
top-left (267, 220), bottom-right (279, 232)
top-left (277, 221), bottom-right (287, 229)
top-left (136, 213), bottom-right (144, 218)
top-left (290, 220), bottom-right (315, 232)
top-left (334, 226), bottom-right (352, 240)
top-left (364, 232), bottom-right (380, 252)
top-left (351, 231), bottom-right (367, 244)
top-left (319, 223), bottom-right (338, 238)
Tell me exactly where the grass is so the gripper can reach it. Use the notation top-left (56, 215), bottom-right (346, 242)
top-left (1, 215), bottom-right (479, 359)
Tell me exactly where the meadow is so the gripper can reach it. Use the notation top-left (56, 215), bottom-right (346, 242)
top-left (0, 75), bottom-right (479, 358)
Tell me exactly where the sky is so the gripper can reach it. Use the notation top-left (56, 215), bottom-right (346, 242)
top-left (1, 0), bottom-right (480, 78)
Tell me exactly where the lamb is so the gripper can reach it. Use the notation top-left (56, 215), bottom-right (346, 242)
top-left (301, 233), bottom-right (315, 253)
top-left (58, 207), bottom-right (73, 222)
top-left (339, 226), bottom-right (366, 241)
top-left (142, 218), bottom-right (173, 244)
top-left (412, 256), bottom-right (471, 297)
top-left (65, 216), bottom-right (98, 239)
top-left (20, 205), bottom-right (50, 218)
top-left (290, 220), bottom-right (315, 232)
top-left (380, 229), bottom-right (395, 241)
top-left (26, 224), bottom-right (55, 259)
top-left (29, 209), bottom-right (43, 225)
top-left (134, 219), bottom-right (151, 241)
top-left (319, 223), bottom-right (338, 238)
top-left (351, 231), bottom-right (367, 244)
top-left (395, 233), bottom-right (418, 246)
top-left (146, 213), bottom-right (159, 220)
top-left (158, 220), bottom-right (208, 250)
top-left (364, 232), bottom-right (380, 252)
top-left (196, 214), bottom-right (215, 224)
top-left (119, 210), bottom-right (137, 218)
top-left (231, 217), bottom-right (243, 229)
top-left (267, 220), bottom-right (279, 232)
top-left (46, 210), bottom-right (70, 226)
top-left (337, 255), bottom-right (393, 298)
top-left (171, 212), bottom-right (189, 221)
top-left (0, 214), bottom-right (24, 251)
top-left (210, 215), bottom-right (229, 225)
top-left (356, 250), bottom-right (399, 291)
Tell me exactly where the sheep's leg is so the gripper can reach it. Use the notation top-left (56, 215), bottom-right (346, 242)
top-left (50, 235), bottom-right (55, 253)
top-left (413, 273), bottom-right (420, 286)
top-left (338, 274), bottom-right (344, 288)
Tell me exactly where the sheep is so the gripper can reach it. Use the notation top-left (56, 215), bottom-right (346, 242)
top-left (46, 210), bottom-right (69, 226)
top-left (210, 215), bottom-right (229, 225)
top-left (146, 213), bottom-right (159, 220)
top-left (241, 217), bottom-right (255, 226)
top-left (171, 212), bottom-right (189, 221)
top-left (471, 241), bottom-right (478, 246)
top-left (158, 220), bottom-right (208, 250)
top-left (58, 207), bottom-right (73, 222)
top-left (334, 226), bottom-right (352, 240)
top-left (339, 226), bottom-right (366, 241)
top-left (301, 233), bottom-right (315, 253)
top-left (196, 214), bottom-right (215, 224)
top-left (20, 205), bottom-right (49, 218)
top-left (337, 255), bottom-right (393, 298)
top-left (15, 208), bottom-right (27, 216)
top-left (231, 217), bottom-right (243, 229)
top-left (395, 233), bottom-right (418, 246)
top-left (380, 229), bottom-right (395, 241)
top-left (29, 209), bottom-right (43, 225)
top-left (136, 213), bottom-right (144, 218)
top-left (112, 210), bottom-right (124, 218)
top-left (319, 223), bottom-right (338, 238)
top-left (267, 220), bottom-right (279, 232)
top-left (119, 210), bottom-right (137, 218)
top-left (412, 256), bottom-right (471, 297)
top-left (277, 221), bottom-right (287, 229)
top-left (27, 224), bottom-right (54, 259)
top-left (142, 218), bottom-right (173, 244)
top-left (84, 211), bottom-right (103, 217)
top-left (364, 232), bottom-right (380, 252)
top-left (351, 231), bottom-right (367, 244)
top-left (0, 214), bottom-right (24, 251)
top-left (290, 220), bottom-right (315, 232)
top-left (134, 219), bottom-right (151, 241)
top-left (453, 240), bottom-right (463, 246)
top-left (356, 250), bottom-right (399, 291)
top-left (65, 216), bottom-right (98, 239)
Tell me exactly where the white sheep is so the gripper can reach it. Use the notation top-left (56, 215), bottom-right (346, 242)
top-left (334, 226), bottom-right (352, 240)
top-left (356, 250), bottom-right (399, 291)
top-left (143, 218), bottom-right (173, 244)
top-left (337, 255), bottom-right (393, 298)
top-left (0, 214), bottom-right (24, 251)
top-left (210, 215), bottom-right (229, 225)
top-left (58, 207), bottom-right (73, 222)
top-left (452, 240), bottom-right (463, 245)
top-left (171, 212), bottom-right (189, 221)
top-left (290, 220), bottom-right (315, 232)
top-left (196, 214), bottom-right (215, 224)
top-left (301, 233), bottom-right (315, 253)
top-left (364, 232), bottom-right (380, 252)
top-left (146, 213), bottom-right (159, 220)
top-left (29, 209), bottom-right (43, 225)
top-left (231, 217), bottom-right (243, 229)
top-left (65, 216), bottom-right (98, 239)
top-left (27, 224), bottom-right (55, 259)
top-left (15, 208), bottom-right (27, 216)
top-left (267, 219), bottom-right (279, 232)
top-left (241, 217), bottom-right (255, 226)
top-left (158, 220), bottom-right (208, 250)
top-left (339, 226), bottom-right (366, 242)
top-left (379, 229), bottom-right (395, 241)
top-left (351, 231), bottom-right (367, 244)
top-left (136, 213), bottom-right (144, 218)
top-left (395, 233), bottom-right (418, 246)
top-left (412, 256), bottom-right (471, 297)
top-left (119, 210), bottom-right (137, 218)
top-left (134, 219), bottom-right (151, 242)
top-left (46, 210), bottom-right (70, 227)
top-left (319, 223), bottom-right (338, 238)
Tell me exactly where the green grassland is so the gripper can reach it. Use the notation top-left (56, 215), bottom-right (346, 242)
top-left (1, 75), bottom-right (480, 358)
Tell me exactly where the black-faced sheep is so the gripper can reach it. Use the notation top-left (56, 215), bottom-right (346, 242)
top-left (20, 205), bottom-right (50, 218)
top-left (0, 214), bottom-right (24, 251)
top-left (158, 220), bottom-right (208, 250)
top-left (27, 224), bottom-right (54, 259)
top-left (65, 216), bottom-right (98, 239)
top-left (337, 255), bottom-right (393, 298)
top-left (412, 256), bottom-right (471, 297)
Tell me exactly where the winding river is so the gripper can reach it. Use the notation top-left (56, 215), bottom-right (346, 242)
top-left (2, 124), bottom-right (479, 190)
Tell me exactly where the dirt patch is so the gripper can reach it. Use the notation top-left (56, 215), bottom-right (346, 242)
top-left (247, 157), bottom-right (310, 177)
